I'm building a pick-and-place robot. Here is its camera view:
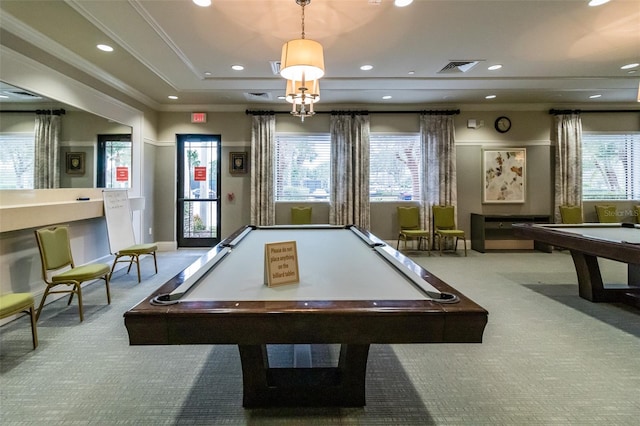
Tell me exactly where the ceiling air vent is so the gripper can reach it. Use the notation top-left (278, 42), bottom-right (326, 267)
top-left (4, 90), bottom-right (42, 99)
top-left (438, 60), bottom-right (482, 74)
top-left (244, 92), bottom-right (272, 101)
top-left (269, 61), bottom-right (281, 76)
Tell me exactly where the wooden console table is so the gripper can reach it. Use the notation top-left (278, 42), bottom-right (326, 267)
top-left (471, 213), bottom-right (552, 253)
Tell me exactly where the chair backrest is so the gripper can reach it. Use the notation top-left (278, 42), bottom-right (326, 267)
top-left (595, 205), bottom-right (618, 223)
top-left (559, 205), bottom-right (583, 224)
top-left (34, 226), bottom-right (74, 274)
top-left (432, 205), bottom-right (456, 229)
top-left (397, 206), bottom-right (421, 230)
top-left (291, 206), bottom-right (312, 225)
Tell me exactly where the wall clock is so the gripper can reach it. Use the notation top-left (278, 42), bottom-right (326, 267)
top-left (494, 116), bottom-right (511, 133)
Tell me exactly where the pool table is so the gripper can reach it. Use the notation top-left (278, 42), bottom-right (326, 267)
top-left (512, 223), bottom-right (640, 304)
top-left (124, 225), bottom-right (487, 408)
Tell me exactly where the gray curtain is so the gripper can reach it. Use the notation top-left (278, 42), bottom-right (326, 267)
top-left (420, 114), bottom-right (457, 235)
top-left (250, 114), bottom-right (276, 226)
top-left (34, 113), bottom-right (61, 189)
top-left (329, 113), bottom-right (370, 228)
top-left (553, 113), bottom-right (582, 223)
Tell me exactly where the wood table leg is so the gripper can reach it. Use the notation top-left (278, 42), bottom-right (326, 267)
top-left (238, 343), bottom-right (370, 408)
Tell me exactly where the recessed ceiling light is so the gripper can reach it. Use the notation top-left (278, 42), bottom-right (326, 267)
top-left (360, 65), bottom-right (373, 71)
top-left (589, 94), bottom-right (602, 99)
top-left (621, 63), bottom-right (639, 70)
top-left (168, 95), bottom-right (178, 100)
top-left (488, 64), bottom-right (503, 71)
top-left (192, 0), bottom-right (211, 6)
top-left (97, 44), bottom-right (113, 52)
top-left (394, 0), bottom-right (414, 7)
top-left (231, 65), bottom-right (244, 71)
top-left (204, 71), bottom-right (212, 76)
top-left (588, 0), bottom-right (610, 6)
top-left (382, 95), bottom-right (392, 100)
top-left (407, 71), bottom-right (415, 75)
top-left (485, 95), bottom-right (496, 99)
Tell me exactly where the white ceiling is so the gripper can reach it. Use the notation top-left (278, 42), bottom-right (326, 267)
top-left (1, 0), bottom-right (639, 111)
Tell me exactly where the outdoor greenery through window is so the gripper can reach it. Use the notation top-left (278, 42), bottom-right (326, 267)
top-left (582, 132), bottom-right (639, 200)
top-left (275, 134), bottom-right (331, 201)
top-left (370, 134), bottom-right (421, 201)
top-left (0, 133), bottom-right (34, 189)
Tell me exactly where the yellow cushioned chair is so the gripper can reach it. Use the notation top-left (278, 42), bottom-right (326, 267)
top-left (291, 206), bottom-right (312, 225)
top-left (110, 243), bottom-right (158, 283)
top-left (432, 205), bottom-right (467, 257)
top-left (0, 293), bottom-right (38, 349)
top-left (396, 206), bottom-right (430, 254)
top-left (559, 205), bottom-right (583, 224)
top-left (34, 226), bottom-right (111, 322)
top-left (595, 205), bottom-right (618, 223)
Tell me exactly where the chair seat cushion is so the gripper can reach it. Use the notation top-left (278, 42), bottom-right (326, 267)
top-left (436, 230), bottom-right (465, 237)
top-left (0, 293), bottom-right (34, 317)
top-left (118, 244), bottom-right (157, 255)
top-left (401, 230), bottom-right (429, 237)
top-left (52, 263), bottom-right (110, 283)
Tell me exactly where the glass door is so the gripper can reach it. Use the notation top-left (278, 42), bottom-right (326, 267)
top-left (177, 134), bottom-right (221, 248)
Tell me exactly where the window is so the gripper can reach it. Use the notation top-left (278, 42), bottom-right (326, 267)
top-left (275, 134), bottom-right (330, 201)
top-left (0, 133), bottom-right (34, 189)
top-left (97, 134), bottom-right (132, 188)
top-left (370, 134), bottom-right (421, 201)
top-left (582, 132), bottom-right (639, 200)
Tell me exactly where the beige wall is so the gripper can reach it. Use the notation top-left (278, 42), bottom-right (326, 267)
top-left (152, 110), bottom-right (640, 243)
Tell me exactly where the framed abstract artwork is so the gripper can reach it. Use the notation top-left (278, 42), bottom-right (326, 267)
top-left (482, 148), bottom-right (526, 203)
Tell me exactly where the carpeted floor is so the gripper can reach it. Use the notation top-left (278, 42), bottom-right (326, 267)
top-left (1, 248), bottom-right (639, 425)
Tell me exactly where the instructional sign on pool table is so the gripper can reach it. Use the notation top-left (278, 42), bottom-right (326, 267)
top-left (264, 240), bottom-right (300, 287)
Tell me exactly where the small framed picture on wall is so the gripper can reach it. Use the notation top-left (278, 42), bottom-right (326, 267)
top-left (482, 148), bottom-right (526, 203)
top-left (66, 152), bottom-right (85, 175)
top-left (229, 151), bottom-right (248, 175)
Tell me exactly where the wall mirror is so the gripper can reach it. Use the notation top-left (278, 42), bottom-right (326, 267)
top-left (0, 81), bottom-right (133, 190)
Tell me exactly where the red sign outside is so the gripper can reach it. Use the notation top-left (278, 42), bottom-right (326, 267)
top-left (194, 166), bottom-right (207, 181)
top-left (116, 167), bottom-right (129, 182)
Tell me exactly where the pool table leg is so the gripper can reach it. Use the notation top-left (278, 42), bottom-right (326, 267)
top-left (238, 343), bottom-right (370, 408)
top-left (570, 251), bottom-right (639, 303)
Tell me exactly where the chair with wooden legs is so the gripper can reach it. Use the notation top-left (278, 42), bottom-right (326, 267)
top-left (559, 205), bottom-right (583, 224)
top-left (396, 206), bottom-right (430, 254)
top-left (0, 293), bottom-right (38, 349)
top-left (432, 205), bottom-right (467, 256)
top-left (34, 225), bottom-right (111, 322)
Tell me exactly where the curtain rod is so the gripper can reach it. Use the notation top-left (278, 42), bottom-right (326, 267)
top-left (549, 109), bottom-right (639, 115)
top-left (245, 109), bottom-right (460, 116)
top-left (0, 109), bottom-right (66, 115)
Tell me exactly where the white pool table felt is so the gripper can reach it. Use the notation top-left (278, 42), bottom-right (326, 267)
top-left (177, 228), bottom-right (438, 302)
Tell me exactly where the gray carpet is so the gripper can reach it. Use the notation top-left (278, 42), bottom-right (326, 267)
top-left (1, 248), bottom-right (639, 425)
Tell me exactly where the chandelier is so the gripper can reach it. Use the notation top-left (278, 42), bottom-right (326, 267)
top-left (285, 79), bottom-right (320, 121)
top-left (280, 0), bottom-right (325, 120)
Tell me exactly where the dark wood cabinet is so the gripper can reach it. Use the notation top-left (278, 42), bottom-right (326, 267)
top-left (470, 213), bottom-right (552, 253)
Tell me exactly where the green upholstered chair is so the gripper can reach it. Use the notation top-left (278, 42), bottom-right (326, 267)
top-left (34, 226), bottom-right (111, 322)
top-left (595, 205), bottom-right (618, 223)
top-left (291, 206), bottom-right (312, 225)
top-left (635, 205), bottom-right (640, 224)
top-left (396, 206), bottom-right (430, 254)
top-left (559, 205), bottom-right (583, 224)
top-left (110, 243), bottom-right (158, 283)
top-left (0, 293), bottom-right (38, 349)
top-left (432, 205), bottom-right (467, 257)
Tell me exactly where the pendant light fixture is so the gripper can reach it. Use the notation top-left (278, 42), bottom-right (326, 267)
top-left (280, 0), bottom-right (324, 120)
top-left (280, 0), bottom-right (325, 82)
